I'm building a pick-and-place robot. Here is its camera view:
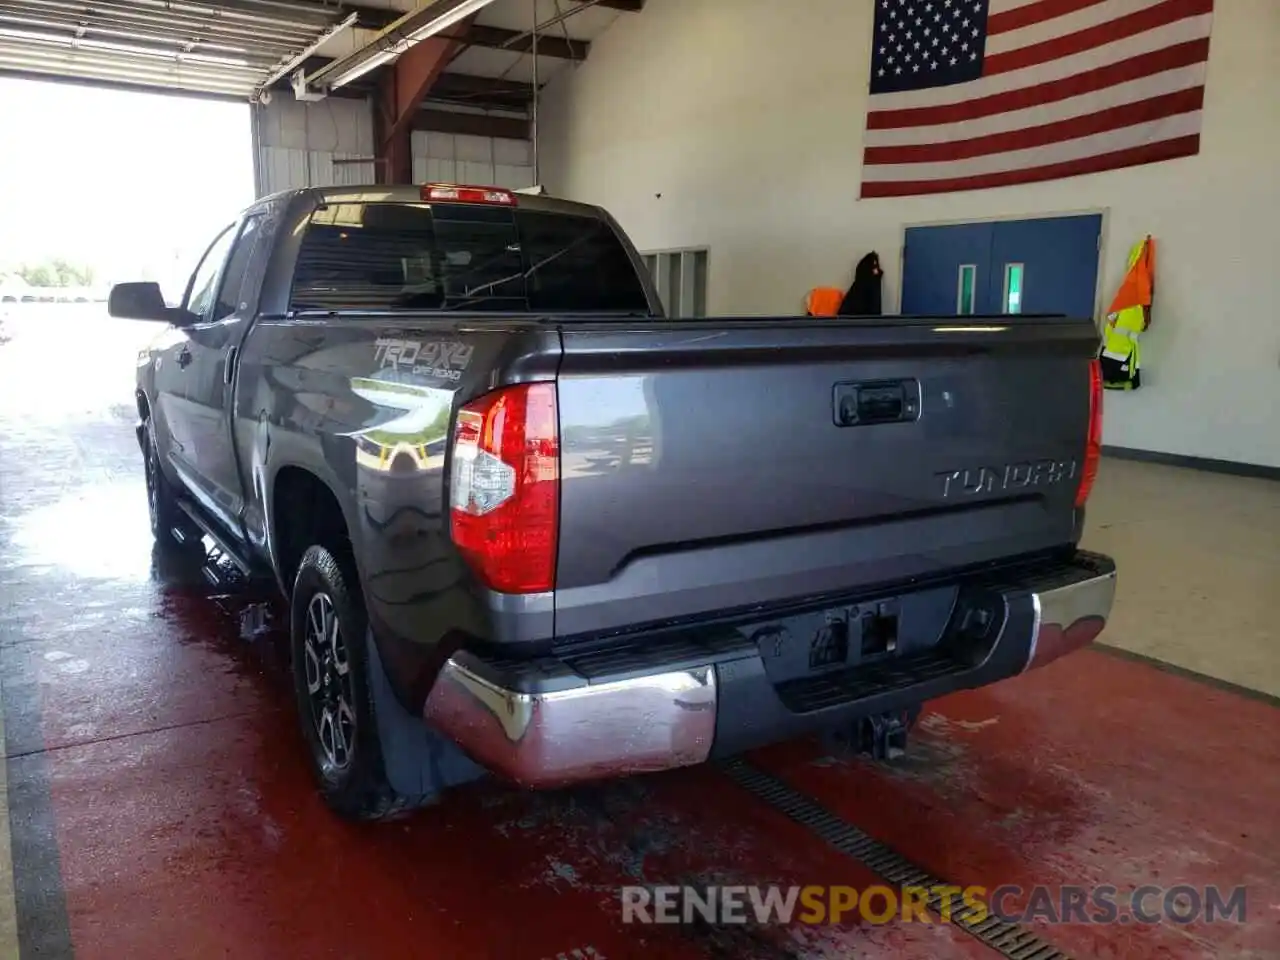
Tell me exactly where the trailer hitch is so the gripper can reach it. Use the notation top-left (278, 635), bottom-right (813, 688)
top-left (857, 710), bottom-right (912, 761)
top-left (825, 707), bottom-right (920, 762)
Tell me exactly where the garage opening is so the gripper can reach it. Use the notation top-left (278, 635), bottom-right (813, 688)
top-left (0, 78), bottom-right (253, 308)
top-left (0, 77), bottom-right (253, 450)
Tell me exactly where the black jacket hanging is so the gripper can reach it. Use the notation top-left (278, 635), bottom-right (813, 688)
top-left (838, 252), bottom-right (883, 316)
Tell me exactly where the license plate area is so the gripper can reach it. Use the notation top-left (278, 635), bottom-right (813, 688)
top-left (748, 585), bottom-right (958, 687)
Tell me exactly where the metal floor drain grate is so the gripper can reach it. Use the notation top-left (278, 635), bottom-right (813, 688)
top-left (718, 757), bottom-right (1073, 960)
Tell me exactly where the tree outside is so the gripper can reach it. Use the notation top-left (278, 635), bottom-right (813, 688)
top-left (10, 259), bottom-right (96, 288)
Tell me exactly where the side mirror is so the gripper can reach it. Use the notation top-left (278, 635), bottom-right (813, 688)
top-left (108, 282), bottom-right (176, 322)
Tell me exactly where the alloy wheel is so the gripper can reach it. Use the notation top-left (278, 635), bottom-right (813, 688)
top-left (143, 433), bottom-right (159, 532)
top-left (302, 592), bottom-right (356, 772)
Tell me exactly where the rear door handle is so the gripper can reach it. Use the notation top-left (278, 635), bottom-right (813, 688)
top-left (176, 347), bottom-right (192, 368)
top-left (223, 346), bottom-right (237, 384)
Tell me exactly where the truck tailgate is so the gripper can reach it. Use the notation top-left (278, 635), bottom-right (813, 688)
top-left (553, 317), bottom-right (1099, 638)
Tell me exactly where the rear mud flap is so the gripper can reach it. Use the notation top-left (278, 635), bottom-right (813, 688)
top-left (364, 629), bottom-right (487, 802)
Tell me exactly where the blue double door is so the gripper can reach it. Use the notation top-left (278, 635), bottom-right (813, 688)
top-left (901, 214), bottom-right (1102, 319)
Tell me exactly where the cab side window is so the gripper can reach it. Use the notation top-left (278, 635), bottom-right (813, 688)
top-left (213, 215), bottom-right (265, 322)
top-left (185, 225), bottom-right (236, 321)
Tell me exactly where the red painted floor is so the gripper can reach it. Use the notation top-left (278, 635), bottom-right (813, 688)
top-left (1, 311), bottom-right (1277, 960)
top-left (750, 652), bottom-right (1280, 959)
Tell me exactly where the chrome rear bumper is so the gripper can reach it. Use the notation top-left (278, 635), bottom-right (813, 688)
top-left (423, 661), bottom-right (717, 788)
top-left (423, 556), bottom-right (1116, 788)
top-left (1024, 563), bottom-right (1118, 672)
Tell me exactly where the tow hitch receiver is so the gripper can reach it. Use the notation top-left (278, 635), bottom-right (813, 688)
top-left (826, 709), bottom-right (916, 762)
top-left (860, 711), bottom-right (911, 761)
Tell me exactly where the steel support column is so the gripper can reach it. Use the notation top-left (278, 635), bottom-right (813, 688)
top-left (372, 25), bottom-right (472, 184)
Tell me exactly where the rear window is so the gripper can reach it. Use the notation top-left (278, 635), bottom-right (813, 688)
top-left (289, 201), bottom-right (652, 315)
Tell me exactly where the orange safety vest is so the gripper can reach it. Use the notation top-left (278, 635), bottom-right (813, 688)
top-left (1106, 235), bottom-right (1155, 324)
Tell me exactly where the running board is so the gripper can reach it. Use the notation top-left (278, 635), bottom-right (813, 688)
top-left (175, 501), bottom-right (258, 580)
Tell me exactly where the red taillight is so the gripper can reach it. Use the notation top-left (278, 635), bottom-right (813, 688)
top-left (423, 184), bottom-right (517, 206)
top-left (1075, 358), bottom-right (1104, 507)
top-left (449, 382), bottom-right (559, 593)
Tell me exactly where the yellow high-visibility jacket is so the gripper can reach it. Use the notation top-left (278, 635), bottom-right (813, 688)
top-left (1100, 236), bottom-right (1155, 391)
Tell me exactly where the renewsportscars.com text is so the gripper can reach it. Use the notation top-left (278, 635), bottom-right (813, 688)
top-left (621, 884), bottom-right (1247, 926)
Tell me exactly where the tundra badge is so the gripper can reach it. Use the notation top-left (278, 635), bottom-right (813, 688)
top-left (936, 459), bottom-right (1078, 498)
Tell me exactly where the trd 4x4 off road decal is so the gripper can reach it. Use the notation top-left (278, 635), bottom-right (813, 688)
top-left (374, 338), bottom-right (474, 382)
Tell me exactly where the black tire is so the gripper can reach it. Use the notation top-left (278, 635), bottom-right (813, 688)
top-left (290, 544), bottom-right (408, 821)
top-left (904, 704), bottom-right (923, 729)
top-left (141, 418), bottom-right (199, 548)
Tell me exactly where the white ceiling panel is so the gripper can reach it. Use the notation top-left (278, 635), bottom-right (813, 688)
top-left (477, 0), bottom-right (621, 38)
top-left (445, 44), bottom-right (525, 79)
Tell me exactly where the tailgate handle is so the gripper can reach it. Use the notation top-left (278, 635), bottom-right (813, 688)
top-left (834, 380), bottom-right (920, 427)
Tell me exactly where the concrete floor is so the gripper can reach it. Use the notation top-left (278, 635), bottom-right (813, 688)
top-left (1083, 459), bottom-right (1280, 698)
top-left (0, 308), bottom-right (1277, 959)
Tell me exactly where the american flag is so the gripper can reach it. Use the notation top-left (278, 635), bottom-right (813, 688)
top-left (860, 0), bottom-right (1215, 197)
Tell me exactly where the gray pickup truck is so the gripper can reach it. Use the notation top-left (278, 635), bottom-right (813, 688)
top-left (111, 183), bottom-right (1116, 821)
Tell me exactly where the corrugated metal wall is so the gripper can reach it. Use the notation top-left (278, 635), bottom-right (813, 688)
top-left (253, 96), bottom-right (536, 196)
top-left (412, 131), bottom-right (535, 190)
top-left (253, 97), bottom-right (376, 197)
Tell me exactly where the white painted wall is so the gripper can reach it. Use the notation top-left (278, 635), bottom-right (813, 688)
top-left (253, 97), bottom-right (377, 195)
top-left (411, 130), bottom-right (536, 190)
top-left (537, 0), bottom-right (1280, 467)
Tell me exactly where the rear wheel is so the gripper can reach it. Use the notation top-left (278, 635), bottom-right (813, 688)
top-left (290, 544), bottom-right (409, 821)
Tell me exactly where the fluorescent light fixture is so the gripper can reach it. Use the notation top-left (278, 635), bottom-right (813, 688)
top-left (326, 46), bottom-right (399, 88)
top-left (256, 11), bottom-right (357, 101)
top-left (405, 0), bottom-right (497, 39)
top-left (320, 0), bottom-right (498, 90)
